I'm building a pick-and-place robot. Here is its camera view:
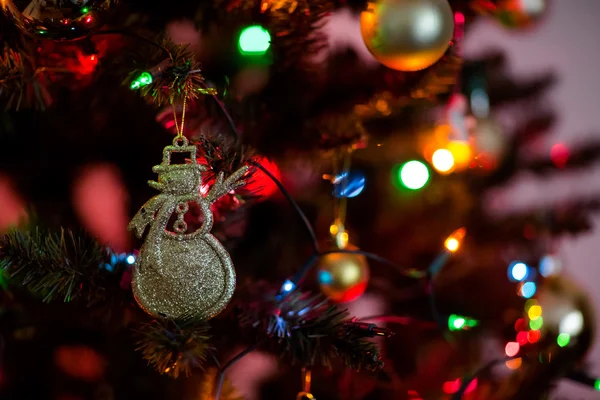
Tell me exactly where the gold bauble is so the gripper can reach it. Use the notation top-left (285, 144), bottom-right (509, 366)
top-left (318, 244), bottom-right (370, 303)
top-left (1, 0), bottom-right (118, 41)
top-left (536, 276), bottom-right (594, 356)
top-left (360, 0), bottom-right (454, 71)
top-left (495, 0), bottom-right (548, 30)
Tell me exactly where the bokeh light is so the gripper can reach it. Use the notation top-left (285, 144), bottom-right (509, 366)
top-left (539, 255), bottom-right (562, 277)
top-left (516, 331), bottom-right (528, 345)
top-left (557, 333), bottom-right (571, 347)
top-left (447, 140), bottom-right (472, 170)
top-left (520, 282), bottom-right (537, 298)
top-left (399, 160), bottom-right (430, 190)
top-left (506, 357), bottom-right (522, 370)
top-left (528, 330), bottom-right (541, 344)
top-left (530, 316), bottom-right (543, 330)
top-left (239, 25), bottom-right (271, 54)
top-left (528, 305), bottom-right (542, 320)
top-left (508, 262), bottom-right (529, 282)
top-left (550, 143), bottom-right (569, 168)
top-left (505, 342), bottom-right (520, 357)
top-left (560, 310), bottom-right (584, 337)
top-left (431, 148), bottom-right (455, 173)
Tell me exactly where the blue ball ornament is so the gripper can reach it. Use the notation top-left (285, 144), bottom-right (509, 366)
top-left (333, 171), bottom-right (366, 198)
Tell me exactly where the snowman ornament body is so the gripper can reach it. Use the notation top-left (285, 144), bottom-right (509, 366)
top-left (128, 137), bottom-right (248, 320)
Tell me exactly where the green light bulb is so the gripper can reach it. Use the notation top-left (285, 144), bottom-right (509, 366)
top-left (594, 379), bottom-right (600, 391)
top-left (238, 25), bottom-right (271, 55)
top-left (81, 6), bottom-right (89, 13)
top-left (467, 319), bottom-right (479, 328)
top-left (130, 72), bottom-right (153, 90)
top-left (557, 333), bottom-right (571, 347)
top-left (398, 160), bottom-right (429, 190)
top-left (529, 317), bottom-right (543, 330)
top-left (448, 314), bottom-right (465, 331)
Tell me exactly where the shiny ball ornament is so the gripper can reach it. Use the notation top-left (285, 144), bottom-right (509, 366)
top-left (535, 276), bottom-right (594, 355)
top-left (494, 0), bottom-right (548, 30)
top-left (1, 0), bottom-right (118, 41)
top-left (318, 244), bottom-right (370, 303)
top-left (360, 0), bottom-right (454, 71)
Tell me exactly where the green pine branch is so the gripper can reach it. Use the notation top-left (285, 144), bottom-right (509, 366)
top-left (0, 227), bottom-right (117, 304)
top-left (135, 318), bottom-right (213, 378)
top-left (237, 286), bottom-right (384, 371)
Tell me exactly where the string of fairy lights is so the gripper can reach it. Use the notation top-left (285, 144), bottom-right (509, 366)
top-left (126, 20), bottom-right (600, 400)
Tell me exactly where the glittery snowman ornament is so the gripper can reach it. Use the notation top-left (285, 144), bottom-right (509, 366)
top-left (129, 137), bottom-right (248, 320)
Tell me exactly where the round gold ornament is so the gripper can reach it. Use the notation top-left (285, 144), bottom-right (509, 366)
top-left (535, 276), bottom-right (594, 356)
top-left (494, 0), bottom-right (548, 30)
top-left (1, 0), bottom-right (118, 41)
top-left (317, 244), bottom-right (370, 303)
top-left (129, 137), bottom-right (249, 321)
top-left (360, 0), bottom-right (454, 71)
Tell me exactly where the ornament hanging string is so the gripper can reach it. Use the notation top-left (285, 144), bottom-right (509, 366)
top-left (171, 89), bottom-right (188, 140)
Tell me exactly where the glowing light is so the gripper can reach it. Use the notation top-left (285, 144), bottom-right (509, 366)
top-left (557, 333), bottom-right (571, 347)
top-left (126, 255), bottom-right (136, 265)
top-left (448, 314), bottom-right (478, 331)
top-left (85, 15), bottom-right (93, 23)
top-left (449, 315), bottom-right (465, 331)
top-left (505, 342), bottom-right (520, 357)
top-left (442, 379), bottom-right (461, 394)
top-left (530, 316), bottom-right (543, 330)
top-left (528, 305), bottom-right (542, 320)
top-left (238, 25), bottom-right (271, 54)
top-left (81, 6), bottom-right (89, 13)
top-left (560, 310), bottom-right (584, 337)
top-left (508, 262), bottom-right (529, 282)
top-left (524, 299), bottom-right (538, 312)
top-left (505, 357), bottom-right (522, 370)
top-left (514, 318), bottom-right (527, 332)
top-left (399, 160), bottom-right (430, 190)
top-left (516, 331), bottom-right (528, 345)
top-left (520, 282), bottom-right (537, 299)
top-left (539, 255), bottom-right (562, 277)
top-left (595, 379), bottom-right (600, 391)
top-left (244, 157), bottom-right (280, 198)
top-left (442, 378), bottom-right (477, 395)
top-left (550, 143), bottom-right (569, 168)
top-left (528, 330), bottom-right (541, 344)
top-left (447, 140), bottom-right (473, 170)
top-left (281, 280), bottom-right (296, 293)
top-left (445, 238), bottom-right (459, 252)
top-left (333, 171), bottom-right (366, 198)
top-left (444, 228), bottom-right (466, 253)
top-left (318, 270), bottom-right (333, 285)
top-left (130, 72), bottom-right (153, 90)
top-left (431, 149), bottom-right (455, 173)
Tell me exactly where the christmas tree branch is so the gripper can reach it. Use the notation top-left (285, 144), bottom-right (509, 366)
top-left (236, 288), bottom-right (385, 371)
top-left (0, 227), bottom-right (124, 304)
top-left (135, 318), bottom-right (213, 378)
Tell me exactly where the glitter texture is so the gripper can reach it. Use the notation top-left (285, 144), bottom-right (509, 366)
top-left (129, 137), bottom-right (249, 320)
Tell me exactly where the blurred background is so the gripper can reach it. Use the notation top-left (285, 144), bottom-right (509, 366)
top-left (1, 0), bottom-right (600, 399)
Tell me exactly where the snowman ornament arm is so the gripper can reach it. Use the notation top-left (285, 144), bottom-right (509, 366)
top-left (205, 165), bottom-right (249, 204)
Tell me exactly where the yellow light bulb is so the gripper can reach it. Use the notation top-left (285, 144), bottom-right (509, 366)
top-left (444, 228), bottom-right (466, 253)
top-left (445, 238), bottom-right (459, 252)
top-left (447, 140), bottom-right (473, 170)
top-left (528, 305), bottom-right (542, 321)
top-left (432, 148), bottom-right (455, 173)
